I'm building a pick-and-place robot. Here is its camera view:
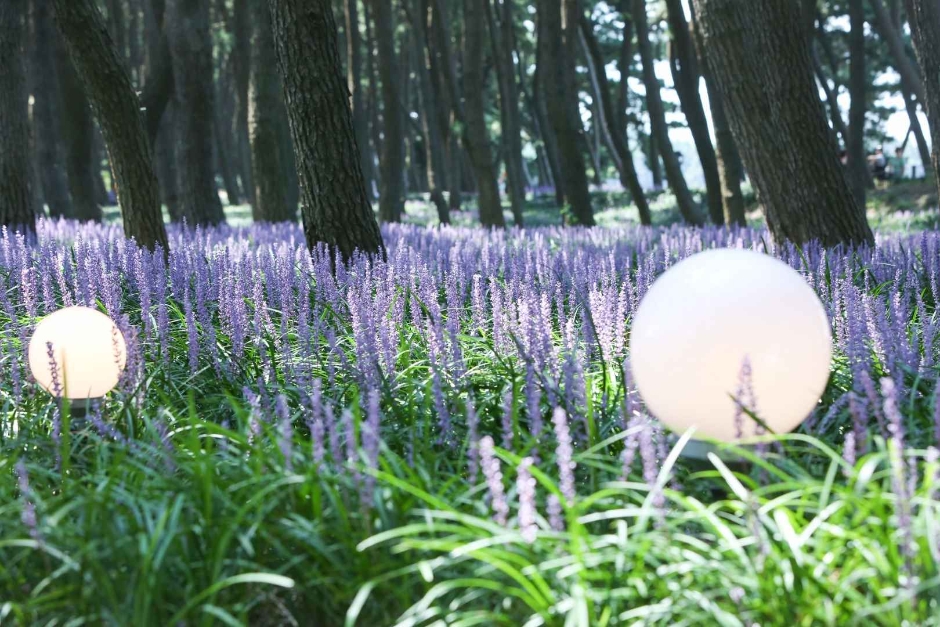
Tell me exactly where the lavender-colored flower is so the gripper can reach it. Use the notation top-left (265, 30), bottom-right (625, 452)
top-left (275, 394), bottom-right (293, 471)
top-left (466, 395), bottom-right (481, 482)
top-left (516, 457), bottom-right (538, 543)
top-left (15, 461), bottom-right (42, 544)
top-left (501, 386), bottom-right (514, 451)
top-left (551, 407), bottom-right (577, 504)
top-left (547, 494), bottom-right (565, 532)
top-left (479, 436), bottom-right (509, 526)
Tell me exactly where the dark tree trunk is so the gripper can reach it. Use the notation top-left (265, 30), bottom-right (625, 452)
top-left (904, 0), bottom-right (940, 196)
top-left (213, 110), bottom-right (242, 206)
top-left (634, 0), bottom-right (703, 226)
top-left (532, 50), bottom-right (565, 206)
top-left (847, 0), bottom-right (868, 206)
top-left (464, 0), bottom-right (505, 227)
top-left (128, 0), bottom-right (141, 81)
top-left (537, 0), bottom-right (594, 226)
top-left (410, 0), bottom-right (449, 224)
top-left (0, 0), bottom-right (35, 235)
top-left (648, 131), bottom-right (663, 189)
top-left (368, 0), bottom-right (405, 223)
top-left (154, 104), bottom-right (180, 221)
top-left (54, 0), bottom-right (167, 250)
top-left (231, 0), bottom-right (255, 206)
top-left (870, 0), bottom-right (926, 104)
top-left (487, 0), bottom-right (525, 225)
top-left (56, 39), bottom-right (102, 222)
top-left (141, 0), bottom-right (174, 144)
top-left (692, 0), bottom-right (873, 248)
top-left (665, 0), bottom-right (723, 224)
top-left (346, 0), bottom-right (376, 197)
top-left (689, 1), bottom-right (745, 225)
top-left (363, 0), bottom-right (381, 199)
top-left (579, 14), bottom-right (651, 224)
top-left (249, 1), bottom-right (292, 222)
top-left (32, 0), bottom-right (73, 219)
top-left (166, 0), bottom-right (224, 225)
top-left (811, 48), bottom-right (849, 145)
top-left (268, 0), bottom-right (385, 260)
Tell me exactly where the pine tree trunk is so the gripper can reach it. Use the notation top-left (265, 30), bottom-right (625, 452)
top-left (579, 14), bottom-right (651, 225)
top-left (538, 0), bottom-right (594, 226)
top-left (154, 105), bottom-right (180, 221)
top-left (231, 0), bottom-right (255, 206)
top-left (532, 53), bottom-right (565, 206)
top-left (665, 0), bottom-right (723, 224)
top-left (249, 1), bottom-right (292, 222)
top-left (166, 0), bottom-right (224, 225)
top-left (267, 0), bottom-right (385, 260)
top-left (487, 0), bottom-right (525, 226)
top-left (847, 0), bottom-right (868, 206)
top-left (634, 0), bottom-right (703, 226)
top-left (870, 0), bottom-right (926, 104)
top-left (0, 0), bottom-right (35, 235)
top-left (692, 0), bottom-right (873, 247)
top-left (368, 0), bottom-right (406, 223)
top-left (55, 0), bottom-right (168, 251)
top-left (410, 0), bottom-right (449, 224)
top-left (32, 0), bottom-right (73, 219)
top-left (346, 0), bottom-right (376, 196)
top-left (904, 0), bottom-right (940, 197)
top-left (464, 0), bottom-right (505, 227)
top-left (141, 0), bottom-right (174, 143)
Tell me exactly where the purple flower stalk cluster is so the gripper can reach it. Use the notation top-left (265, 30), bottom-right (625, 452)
top-left (479, 436), bottom-right (509, 526)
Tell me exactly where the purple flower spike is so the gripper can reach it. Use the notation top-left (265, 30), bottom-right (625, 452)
top-left (551, 407), bottom-right (577, 504)
top-left (479, 436), bottom-right (509, 526)
top-left (516, 457), bottom-right (538, 544)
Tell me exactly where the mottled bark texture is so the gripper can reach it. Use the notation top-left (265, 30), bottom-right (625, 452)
top-left (141, 0), bottom-right (173, 144)
top-left (32, 0), bottom-right (73, 219)
top-left (464, 0), bottom-right (505, 227)
top-left (538, 0), bottom-right (594, 226)
top-left (54, 0), bottom-right (169, 251)
top-left (0, 0), bottom-right (35, 234)
top-left (368, 0), bottom-right (405, 223)
top-left (249, 2), bottom-right (292, 222)
top-left (692, 0), bottom-right (873, 247)
top-left (346, 0), bottom-right (376, 196)
top-left (231, 0), bottom-right (255, 206)
top-left (634, 0), bottom-right (703, 226)
top-left (904, 0), bottom-right (940, 197)
top-left (166, 0), bottom-right (225, 225)
top-left (267, 0), bottom-right (385, 260)
top-left (847, 0), bottom-right (868, 206)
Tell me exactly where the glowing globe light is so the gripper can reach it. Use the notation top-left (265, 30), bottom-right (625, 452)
top-left (629, 249), bottom-right (832, 442)
top-left (27, 306), bottom-right (127, 399)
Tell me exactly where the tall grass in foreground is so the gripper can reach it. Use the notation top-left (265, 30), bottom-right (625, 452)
top-left (1, 220), bottom-right (940, 623)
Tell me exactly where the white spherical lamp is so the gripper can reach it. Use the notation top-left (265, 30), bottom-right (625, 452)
top-left (630, 249), bottom-right (832, 442)
top-left (28, 306), bottom-right (127, 399)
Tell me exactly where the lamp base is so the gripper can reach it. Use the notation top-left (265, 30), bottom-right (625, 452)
top-left (56, 398), bottom-right (101, 430)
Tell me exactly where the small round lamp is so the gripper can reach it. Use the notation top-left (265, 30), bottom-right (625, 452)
top-left (28, 306), bottom-right (127, 400)
top-left (629, 249), bottom-right (832, 442)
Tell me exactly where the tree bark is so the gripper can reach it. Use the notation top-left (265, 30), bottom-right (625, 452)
top-left (154, 104), bottom-right (181, 221)
top-left (692, 0), bottom-right (873, 247)
top-left (32, 0), bottom-right (73, 219)
top-left (464, 0), bottom-right (505, 227)
top-left (903, 0), bottom-right (940, 196)
top-left (166, 0), bottom-right (224, 225)
top-left (249, 1), bottom-right (292, 222)
top-left (870, 0), bottom-right (926, 104)
top-left (0, 0), bottom-right (35, 235)
top-left (537, 0), bottom-right (594, 226)
top-left (532, 48), bottom-right (565, 206)
top-left (634, 0), bottom-right (703, 226)
top-left (579, 13), bottom-right (651, 224)
top-left (367, 0), bottom-right (406, 223)
top-left (847, 0), bottom-right (868, 206)
top-left (267, 0), bottom-right (385, 260)
top-left (141, 0), bottom-right (174, 144)
top-left (487, 0), bottom-right (525, 226)
top-left (664, 0), bottom-right (723, 224)
top-left (811, 47), bottom-right (849, 144)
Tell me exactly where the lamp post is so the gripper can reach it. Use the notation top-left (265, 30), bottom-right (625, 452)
top-left (629, 249), bottom-right (832, 458)
top-left (27, 306), bottom-right (127, 421)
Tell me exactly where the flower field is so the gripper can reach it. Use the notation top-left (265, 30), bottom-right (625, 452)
top-left (2, 220), bottom-right (940, 624)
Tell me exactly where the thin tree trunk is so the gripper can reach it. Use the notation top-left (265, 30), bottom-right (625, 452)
top-left (0, 0), bottom-right (35, 234)
top-left (213, 110), bottom-right (241, 205)
top-left (487, 0), bottom-right (525, 225)
top-left (231, 0), bottom-right (254, 206)
top-left (537, 0), bottom-right (594, 226)
top-left (346, 0), bottom-right (376, 197)
top-left (580, 13), bottom-right (651, 224)
top-left (54, 0), bottom-right (168, 251)
top-left (811, 48), bottom-right (849, 144)
top-left (268, 0), bottom-right (385, 260)
top-left (532, 53), bottom-right (565, 206)
top-left (634, 0), bottom-right (703, 226)
top-left (166, 0), bottom-right (224, 225)
top-left (903, 0), bottom-right (940, 196)
top-left (249, 1), bottom-right (292, 222)
top-left (847, 0), bottom-right (868, 206)
top-left (141, 0), bottom-right (173, 143)
top-left (648, 130), bottom-right (663, 189)
top-left (692, 0), bottom-right (873, 247)
top-left (870, 0), bottom-right (926, 104)
top-left (664, 0), bottom-right (723, 224)
top-left (33, 0), bottom-right (73, 219)
top-left (154, 104), bottom-right (180, 221)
